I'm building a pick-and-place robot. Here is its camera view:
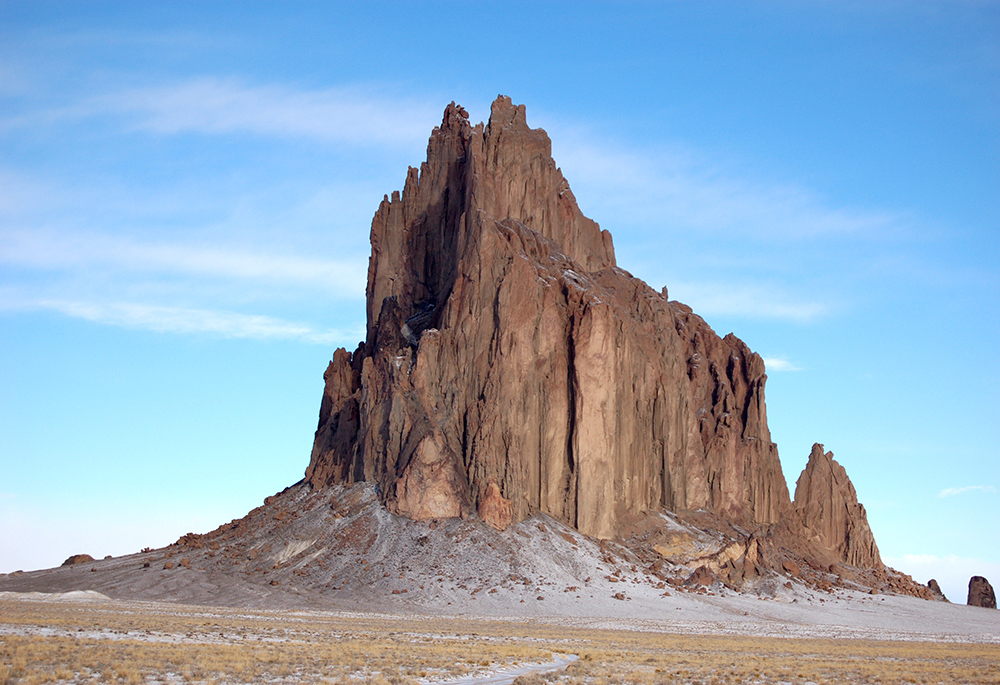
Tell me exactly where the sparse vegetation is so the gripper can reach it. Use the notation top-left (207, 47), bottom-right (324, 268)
top-left (2, 596), bottom-right (999, 684)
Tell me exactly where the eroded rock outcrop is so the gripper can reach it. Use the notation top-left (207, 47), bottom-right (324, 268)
top-left (306, 97), bottom-right (790, 540)
top-left (928, 578), bottom-right (948, 601)
top-left (792, 444), bottom-right (882, 569)
top-left (306, 97), bottom-right (902, 580)
top-left (968, 576), bottom-right (997, 608)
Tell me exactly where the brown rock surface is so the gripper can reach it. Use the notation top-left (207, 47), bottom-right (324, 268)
top-left (968, 576), bottom-right (997, 608)
top-left (792, 444), bottom-right (882, 570)
top-left (928, 578), bottom-right (948, 602)
top-left (61, 554), bottom-right (95, 566)
top-left (306, 96), bottom-right (790, 539)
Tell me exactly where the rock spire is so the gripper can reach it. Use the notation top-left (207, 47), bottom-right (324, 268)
top-left (792, 444), bottom-right (882, 569)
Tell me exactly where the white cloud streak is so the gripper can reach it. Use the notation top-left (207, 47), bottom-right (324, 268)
top-left (668, 279), bottom-right (833, 322)
top-left (46, 79), bottom-right (441, 148)
top-left (0, 228), bottom-right (367, 295)
top-left (937, 485), bottom-right (996, 498)
top-left (553, 136), bottom-right (901, 241)
top-left (762, 357), bottom-right (803, 372)
top-left (33, 299), bottom-right (358, 346)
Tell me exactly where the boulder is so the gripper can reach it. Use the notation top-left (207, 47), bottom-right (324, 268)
top-left (61, 554), bottom-right (95, 566)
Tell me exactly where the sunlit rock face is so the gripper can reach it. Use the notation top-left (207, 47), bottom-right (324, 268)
top-left (792, 443), bottom-right (882, 570)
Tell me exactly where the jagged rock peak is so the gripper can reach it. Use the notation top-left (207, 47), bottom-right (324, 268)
top-left (365, 95), bottom-right (615, 349)
top-left (793, 444), bottom-right (882, 570)
top-left (307, 97), bottom-right (791, 539)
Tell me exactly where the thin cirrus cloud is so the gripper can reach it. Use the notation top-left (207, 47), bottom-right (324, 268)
top-left (551, 135), bottom-right (901, 242)
top-left (667, 279), bottom-right (833, 323)
top-left (16, 75), bottom-right (903, 247)
top-left (0, 228), bottom-right (367, 345)
top-left (36, 299), bottom-right (360, 346)
top-left (80, 78), bottom-right (441, 148)
top-left (0, 228), bottom-right (368, 295)
top-left (762, 357), bottom-right (803, 373)
top-left (937, 485), bottom-right (996, 498)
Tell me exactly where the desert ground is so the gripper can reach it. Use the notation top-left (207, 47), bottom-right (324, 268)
top-left (2, 589), bottom-right (999, 685)
top-left (3, 483), bottom-right (1000, 683)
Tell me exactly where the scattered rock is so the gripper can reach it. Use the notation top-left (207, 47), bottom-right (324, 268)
top-left (782, 559), bottom-right (801, 576)
top-left (61, 554), bottom-right (94, 566)
top-left (685, 566), bottom-right (715, 587)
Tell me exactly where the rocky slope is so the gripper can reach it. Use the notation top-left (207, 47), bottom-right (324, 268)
top-left (0, 482), bottom-right (940, 617)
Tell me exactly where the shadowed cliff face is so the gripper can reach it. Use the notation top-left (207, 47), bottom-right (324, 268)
top-left (305, 96), bottom-right (793, 540)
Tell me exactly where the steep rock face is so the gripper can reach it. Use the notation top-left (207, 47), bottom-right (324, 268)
top-left (307, 96), bottom-right (794, 539)
top-left (792, 444), bottom-right (882, 569)
top-left (968, 576), bottom-right (997, 608)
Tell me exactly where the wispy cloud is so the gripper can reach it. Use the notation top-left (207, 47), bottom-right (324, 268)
top-left (937, 485), bottom-right (996, 498)
top-left (763, 357), bottom-right (803, 372)
top-left (13, 78), bottom-right (442, 149)
top-left (29, 299), bottom-right (360, 346)
top-left (0, 228), bottom-right (367, 295)
top-left (668, 279), bottom-right (833, 322)
top-left (552, 135), bottom-right (901, 242)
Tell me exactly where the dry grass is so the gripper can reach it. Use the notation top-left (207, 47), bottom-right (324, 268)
top-left (2, 597), bottom-right (999, 684)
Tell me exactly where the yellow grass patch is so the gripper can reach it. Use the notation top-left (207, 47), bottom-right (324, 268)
top-left (2, 597), bottom-right (998, 684)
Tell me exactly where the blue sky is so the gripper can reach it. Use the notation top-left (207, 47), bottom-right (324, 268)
top-left (1, 1), bottom-right (997, 604)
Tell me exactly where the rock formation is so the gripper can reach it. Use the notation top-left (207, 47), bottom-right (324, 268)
top-left (305, 96), bottom-right (880, 579)
top-left (968, 576), bottom-right (996, 608)
top-left (927, 578), bottom-right (948, 601)
top-left (0, 97), bottom-right (949, 608)
top-left (306, 96), bottom-right (789, 540)
top-left (61, 554), bottom-right (94, 566)
top-left (791, 444), bottom-right (882, 569)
